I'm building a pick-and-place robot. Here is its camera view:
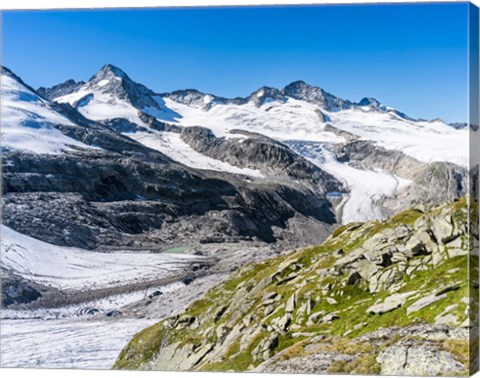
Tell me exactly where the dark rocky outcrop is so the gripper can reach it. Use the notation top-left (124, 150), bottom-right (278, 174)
top-left (334, 140), bottom-right (425, 180)
top-left (2, 147), bottom-right (337, 249)
top-left (37, 79), bottom-right (85, 100)
top-left (180, 126), bottom-right (343, 196)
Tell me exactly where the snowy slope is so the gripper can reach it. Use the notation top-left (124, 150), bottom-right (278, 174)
top-left (163, 96), bottom-right (345, 143)
top-left (1, 70), bottom-right (91, 154)
top-left (1, 225), bottom-right (202, 291)
top-left (53, 66), bottom-right (266, 176)
top-left (161, 96), bottom-right (468, 168)
top-left (55, 81), bottom-right (146, 126)
top-left (326, 109), bottom-right (468, 167)
top-left (127, 131), bottom-right (264, 177)
top-left (0, 318), bottom-right (157, 369)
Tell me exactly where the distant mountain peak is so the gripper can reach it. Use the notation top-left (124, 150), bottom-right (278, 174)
top-left (37, 79), bottom-right (86, 100)
top-left (284, 80), bottom-right (308, 88)
top-left (248, 86), bottom-right (285, 106)
top-left (282, 80), bottom-right (352, 111)
top-left (358, 97), bottom-right (381, 107)
top-left (97, 64), bottom-right (128, 79)
top-left (88, 64), bottom-right (131, 88)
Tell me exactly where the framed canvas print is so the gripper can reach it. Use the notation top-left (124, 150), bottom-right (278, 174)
top-left (1, 0), bottom-right (479, 376)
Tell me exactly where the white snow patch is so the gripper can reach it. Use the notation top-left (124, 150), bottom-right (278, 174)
top-left (96, 79), bottom-right (110, 87)
top-left (1, 225), bottom-right (201, 291)
top-left (159, 96), bottom-right (468, 167)
top-left (326, 109), bottom-right (469, 167)
top-left (0, 318), bottom-right (157, 369)
top-left (127, 131), bottom-right (264, 178)
top-left (56, 86), bottom-right (147, 127)
top-left (203, 95), bottom-right (213, 104)
top-left (162, 97), bottom-right (345, 143)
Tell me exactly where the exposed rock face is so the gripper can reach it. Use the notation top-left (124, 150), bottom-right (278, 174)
top-left (37, 79), bottom-right (85, 99)
top-left (114, 199), bottom-right (474, 374)
top-left (377, 340), bottom-right (464, 376)
top-left (1, 273), bottom-right (44, 306)
top-left (282, 80), bottom-right (351, 111)
top-left (249, 87), bottom-right (285, 107)
top-left (3, 146), bottom-right (337, 249)
top-left (179, 126), bottom-right (343, 195)
top-left (396, 162), bottom-right (468, 210)
top-left (333, 139), bottom-right (468, 216)
top-left (334, 140), bottom-right (425, 180)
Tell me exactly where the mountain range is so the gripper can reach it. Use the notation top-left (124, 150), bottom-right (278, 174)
top-left (2, 64), bottom-right (469, 246)
top-left (0, 63), bottom-right (474, 371)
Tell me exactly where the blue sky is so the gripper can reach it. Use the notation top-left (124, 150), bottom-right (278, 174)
top-left (1, 3), bottom-right (470, 122)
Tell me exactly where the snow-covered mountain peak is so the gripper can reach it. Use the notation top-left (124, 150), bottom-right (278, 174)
top-left (86, 64), bottom-right (151, 97)
top-left (95, 63), bottom-right (128, 79)
top-left (51, 65), bottom-right (164, 124)
top-left (89, 63), bottom-right (130, 84)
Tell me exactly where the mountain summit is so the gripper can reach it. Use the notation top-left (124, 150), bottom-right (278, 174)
top-left (91, 63), bottom-right (129, 81)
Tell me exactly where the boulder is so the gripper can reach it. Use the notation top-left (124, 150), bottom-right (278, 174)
top-left (406, 293), bottom-right (447, 315)
top-left (285, 293), bottom-right (297, 313)
top-left (367, 292), bottom-right (415, 315)
top-left (377, 343), bottom-right (464, 376)
top-left (432, 215), bottom-right (454, 244)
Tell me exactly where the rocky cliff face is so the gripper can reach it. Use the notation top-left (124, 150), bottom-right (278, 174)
top-left (114, 198), bottom-right (477, 375)
top-left (179, 126), bottom-right (343, 196)
top-left (334, 140), bottom-right (425, 180)
top-left (37, 79), bottom-right (85, 100)
top-left (3, 146), bottom-right (337, 249)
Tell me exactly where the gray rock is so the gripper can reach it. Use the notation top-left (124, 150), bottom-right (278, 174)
top-left (367, 292), bottom-right (416, 315)
top-left (285, 293), bottom-right (297, 313)
top-left (377, 343), bottom-right (464, 376)
top-left (406, 293), bottom-right (447, 315)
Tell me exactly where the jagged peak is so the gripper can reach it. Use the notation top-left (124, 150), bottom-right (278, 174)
top-left (87, 64), bottom-right (132, 88)
top-left (358, 97), bottom-right (381, 107)
top-left (168, 88), bottom-right (207, 96)
top-left (252, 85), bottom-right (282, 96)
top-left (283, 79), bottom-right (309, 89)
top-left (97, 63), bottom-right (128, 79)
top-left (282, 80), bottom-right (332, 98)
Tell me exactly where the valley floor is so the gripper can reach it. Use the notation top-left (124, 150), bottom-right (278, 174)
top-left (0, 225), bottom-right (276, 369)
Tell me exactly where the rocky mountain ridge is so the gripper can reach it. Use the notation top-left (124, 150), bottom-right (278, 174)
top-left (39, 65), bottom-right (417, 118)
top-left (1, 65), bottom-right (338, 250)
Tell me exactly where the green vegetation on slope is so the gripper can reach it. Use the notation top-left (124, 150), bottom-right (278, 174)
top-left (114, 198), bottom-right (476, 375)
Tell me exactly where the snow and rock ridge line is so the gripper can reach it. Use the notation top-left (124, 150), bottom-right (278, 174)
top-left (3, 64), bottom-right (470, 225)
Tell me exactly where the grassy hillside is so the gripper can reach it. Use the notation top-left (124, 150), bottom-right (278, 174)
top-left (115, 198), bottom-right (477, 375)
